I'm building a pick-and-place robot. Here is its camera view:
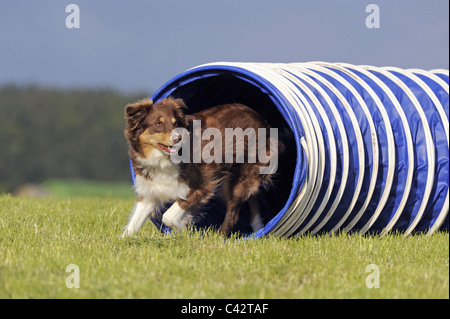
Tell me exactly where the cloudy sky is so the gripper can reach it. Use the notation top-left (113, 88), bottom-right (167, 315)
top-left (0, 0), bottom-right (448, 93)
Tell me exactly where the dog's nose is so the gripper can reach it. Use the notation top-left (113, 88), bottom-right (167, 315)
top-left (172, 134), bottom-right (182, 144)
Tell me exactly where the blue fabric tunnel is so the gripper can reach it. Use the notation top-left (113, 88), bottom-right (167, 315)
top-left (129, 62), bottom-right (449, 238)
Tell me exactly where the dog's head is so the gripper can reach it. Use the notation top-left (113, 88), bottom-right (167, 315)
top-left (125, 97), bottom-right (188, 158)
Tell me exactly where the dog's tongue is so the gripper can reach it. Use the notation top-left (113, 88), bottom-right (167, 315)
top-left (159, 143), bottom-right (177, 154)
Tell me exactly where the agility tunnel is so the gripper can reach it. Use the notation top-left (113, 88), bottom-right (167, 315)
top-left (129, 62), bottom-right (449, 238)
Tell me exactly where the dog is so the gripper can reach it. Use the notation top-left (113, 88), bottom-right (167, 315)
top-left (122, 97), bottom-right (281, 237)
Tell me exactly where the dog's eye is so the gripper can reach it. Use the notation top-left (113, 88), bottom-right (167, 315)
top-left (155, 121), bottom-right (162, 126)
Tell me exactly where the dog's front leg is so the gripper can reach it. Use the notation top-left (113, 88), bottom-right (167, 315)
top-left (162, 187), bottom-right (216, 230)
top-left (122, 199), bottom-right (155, 237)
top-left (162, 201), bottom-right (192, 230)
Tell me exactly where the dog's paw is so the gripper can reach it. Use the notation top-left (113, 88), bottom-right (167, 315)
top-left (121, 227), bottom-right (135, 238)
top-left (162, 202), bottom-right (192, 230)
top-left (163, 215), bottom-right (192, 230)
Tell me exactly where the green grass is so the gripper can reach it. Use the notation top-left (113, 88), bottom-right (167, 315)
top-left (0, 194), bottom-right (448, 299)
top-left (42, 179), bottom-right (135, 199)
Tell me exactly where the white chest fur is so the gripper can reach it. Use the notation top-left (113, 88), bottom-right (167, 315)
top-left (134, 149), bottom-right (189, 203)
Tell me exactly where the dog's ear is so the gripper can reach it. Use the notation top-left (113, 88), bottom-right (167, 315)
top-left (171, 98), bottom-right (188, 110)
top-left (170, 98), bottom-right (189, 127)
top-left (125, 99), bottom-right (153, 131)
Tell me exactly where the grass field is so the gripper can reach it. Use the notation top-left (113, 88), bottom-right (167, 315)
top-left (42, 179), bottom-right (136, 199)
top-left (0, 193), bottom-right (448, 299)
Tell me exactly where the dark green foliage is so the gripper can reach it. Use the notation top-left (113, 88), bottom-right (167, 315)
top-left (0, 85), bottom-right (151, 191)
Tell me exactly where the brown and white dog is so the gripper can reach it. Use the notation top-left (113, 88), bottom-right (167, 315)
top-left (122, 97), bottom-right (281, 237)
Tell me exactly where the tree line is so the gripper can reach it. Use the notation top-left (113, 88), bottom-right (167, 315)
top-left (0, 85), bottom-right (151, 192)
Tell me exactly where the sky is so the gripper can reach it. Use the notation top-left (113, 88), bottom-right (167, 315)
top-left (0, 0), bottom-right (448, 93)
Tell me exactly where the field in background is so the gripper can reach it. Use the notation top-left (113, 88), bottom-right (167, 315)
top-left (0, 194), bottom-right (448, 299)
top-left (13, 178), bottom-right (135, 199)
top-left (0, 86), bottom-right (146, 193)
